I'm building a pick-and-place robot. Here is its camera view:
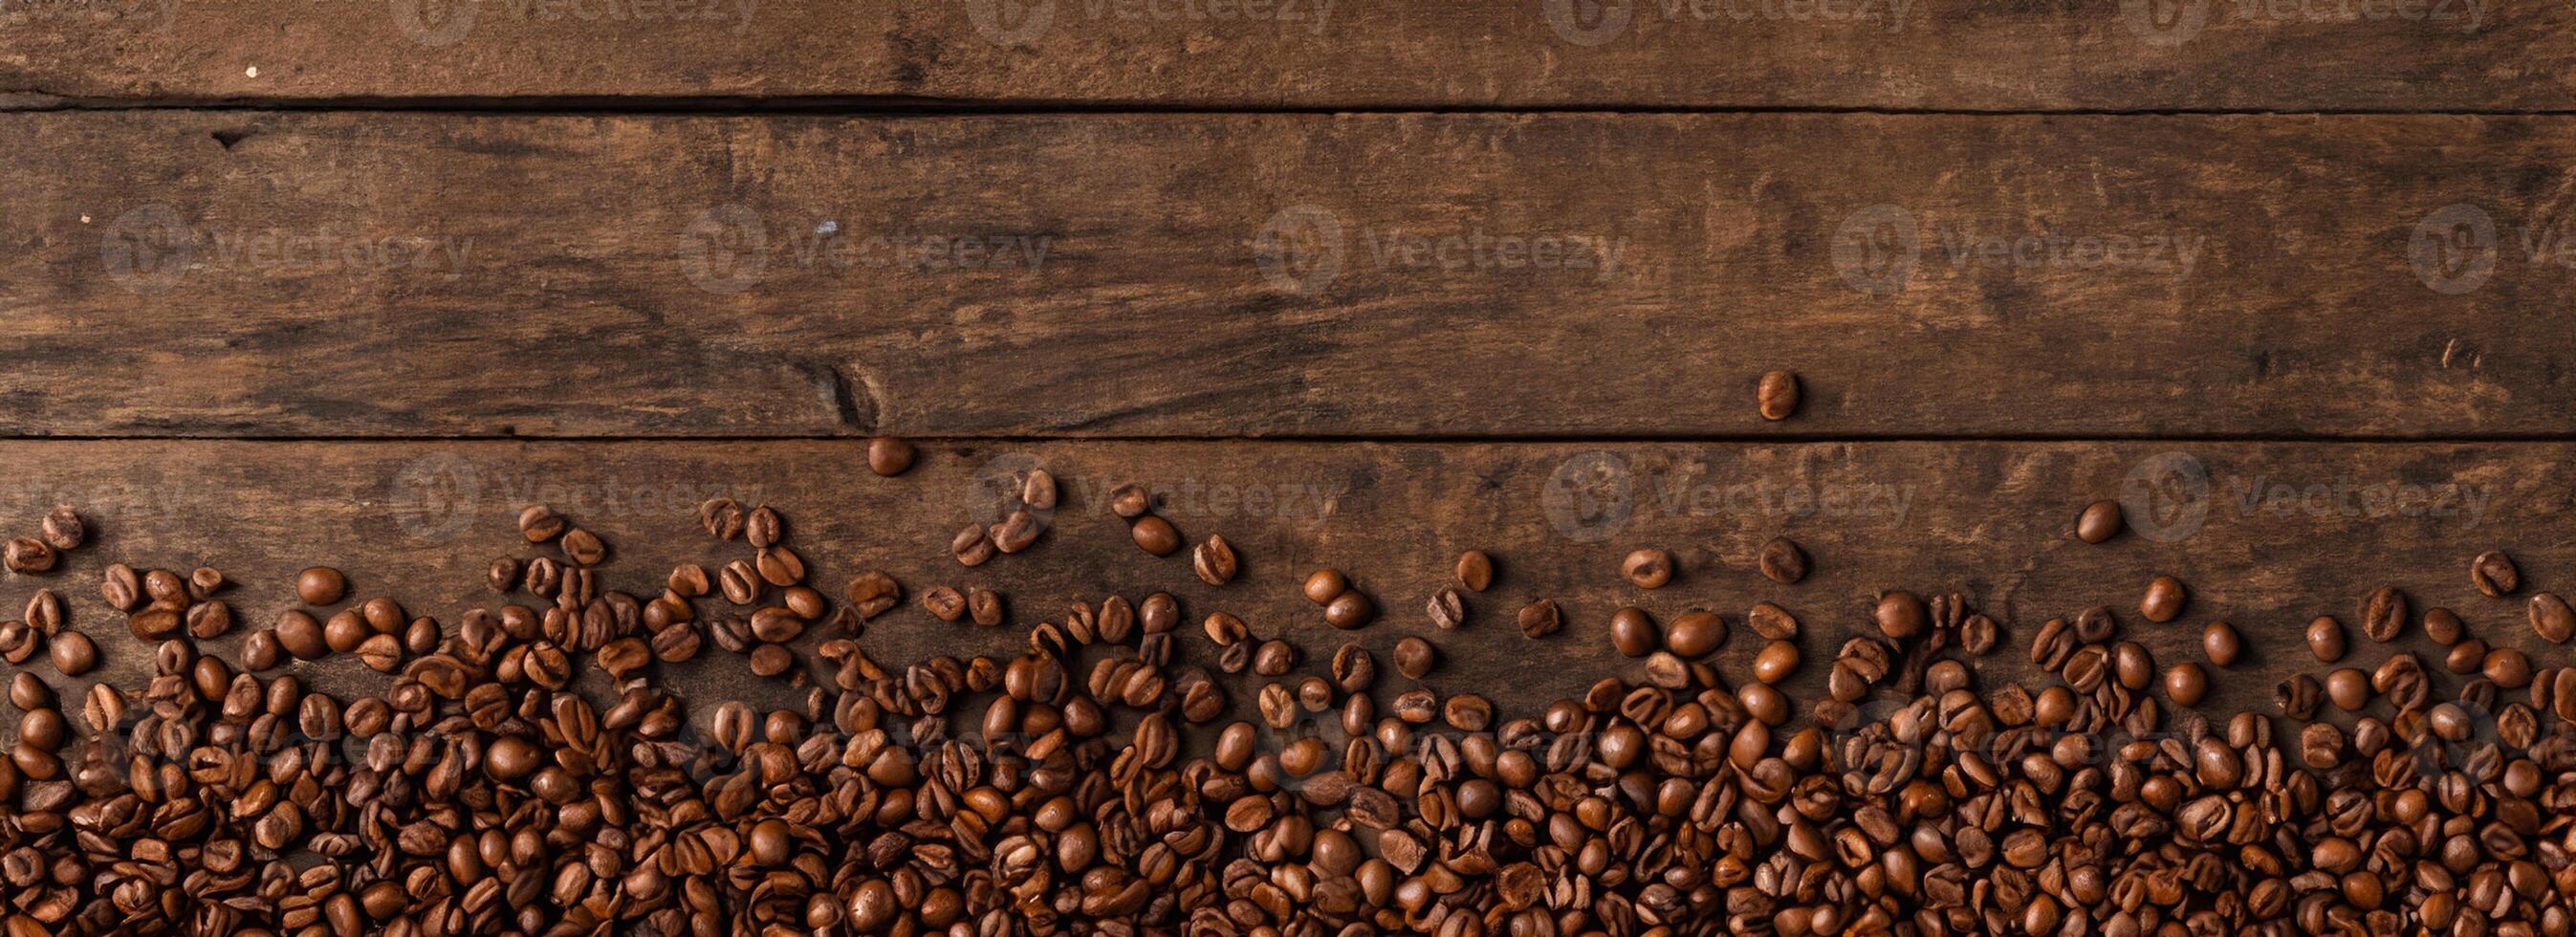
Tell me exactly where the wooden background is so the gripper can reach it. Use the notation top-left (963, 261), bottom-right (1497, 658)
top-left (2, 2), bottom-right (2568, 727)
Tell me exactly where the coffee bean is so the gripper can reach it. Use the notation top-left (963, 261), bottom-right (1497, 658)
top-left (1128, 516), bottom-right (1180, 557)
top-left (2359, 585), bottom-right (2407, 643)
top-left (1323, 592), bottom-right (1374, 630)
top-left (951, 524), bottom-right (997, 567)
top-left (2528, 592), bottom-right (2574, 643)
top-left (2483, 646), bottom-right (2534, 688)
top-left (968, 589), bottom-right (1004, 627)
top-left (2074, 499), bottom-right (2123, 544)
top-left (2276, 673), bottom-right (2322, 719)
top-left (698, 496), bottom-right (745, 539)
top-left (2139, 575), bottom-right (2186, 622)
top-left (296, 567), bottom-right (347, 605)
top-left (1392, 638), bottom-right (1435, 680)
top-left (2443, 638), bottom-right (2486, 674)
top-left (2472, 550), bottom-right (2519, 597)
top-left (2422, 606), bottom-right (2464, 644)
top-left (1747, 601), bottom-right (1799, 641)
top-left (2200, 621), bottom-right (2241, 666)
top-left (1454, 551), bottom-right (1494, 592)
top-left (1752, 640), bottom-right (1800, 684)
top-left (1872, 591), bottom-right (1925, 640)
top-left (922, 587), bottom-right (967, 622)
top-left (992, 510), bottom-right (1042, 555)
top-left (2163, 662), bottom-right (2209, 707)
top-left (1756, 369), bottom-right (1800, 421)
top-left (1608, 607), bottom-right (1657, 657)
top-left (1756, 537), bottom-right (1808, 585)
top-left (1424, 588), bottom-right (1464, 631)
top-left (1107, 484), bottom-right (1151, 518)
top-left (3, 538), bottom-right (55, 575)
top-left (2306, 616), bottom-right (2346, 663)
top-left (48, 630), bottom-right (94, 676)
top-left (1665, 610), bottom-right (1725, 658)
top-left (2325, 667), bottom-right (2370, 710)
top-left (1190, 535), bottom-right (1237, 586)
top-left (39, 506), bottom-right (83, 552)
top-left (1621, 549), bottom-right (1672, 589)
top-left (1516, 599), bottom-right (1561, 639)
top-left (865, 436), bottom-right (916, 476)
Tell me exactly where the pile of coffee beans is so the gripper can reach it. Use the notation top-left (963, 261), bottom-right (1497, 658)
top-left (0, 480), bottom-right (2572, 937)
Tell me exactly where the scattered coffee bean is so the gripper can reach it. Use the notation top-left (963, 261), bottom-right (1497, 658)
top-left (1872, 590), bottom-right (1925, 639)
top-left (1755, 369), bottom-right (1800, 421)
top-left (2359, 584), bottom-right (2407, 642)
top-left (1129, 515), bottom-right (1180, 556)
top-left (2201, 621), bottom-right (2241, 665)
top-left (1425, 588), bottom-right (1464, 631)
top-left (1454, 550), bottom-right (1494, 592)
top-left (865, 436), bottom-right (916, 476)
top-left (48, 629), bottom-right (94, 676)
top-left (2422, 605), bottom-right (2464, 644)
top-left (4, 537), bottom-right (55, 574)
top-left (39, 505), bottom-right (84, 551)
top-left (295, 566), bottom-right (347, 605)
top-left (1392, 637), bottom-right (1435, 679)
top-left (1107, 483), bottom-right (1151, 518)
top-left (2139, 575), bottom-right (2186, 622)
top-left (2306, 615), bottom-right (2346, 663)
top-left (1620, 548), bottom-right (1672, 588)
top-left (1757, 536), bottom-right (1806, 584)
top-left (2529, 592), bottom-right (2574, 643)
top-left (1608, 606), bottom-right (1657, 657)
top-left (1191, 535), bottom-right (1237, 586)
top-left (2163, 662), bottom-right (2208, 706)
top-left (2472, 549), bottom-right (2519, 597)
top-left (2074, 499), bottom-right (2123, 543)
top-left (1664, 610), bottom-right (1725, 658)
top-left (1323, 591), bottom-right (1374, 630)
top-left (1752, 640), bottom-right (1800, 684)
top-left (1517, 599), bottom-right (1561, 639)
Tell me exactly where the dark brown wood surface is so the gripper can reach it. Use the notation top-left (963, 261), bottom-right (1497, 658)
top-left (9, 111), bottom-right (2576, 438)
top-left (4, 0), bottom-right (2572, 110)
top-left (2, 439), bottom-right (2555, 724)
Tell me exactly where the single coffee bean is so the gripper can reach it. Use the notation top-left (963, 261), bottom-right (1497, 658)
top-left (1107, 484), bottom-right (1151, 518)
top-left (39, 506), bottom-right (84, 552)
top-left (1517, 599), bottom-right (1561, 639)
top-left (1756, 369), bottom-right (1800, 421)
top-left (99, 563), bottom-right (140, 612)
top-left (185, 600), bottom-right (232, 640)
top-left (846, 571), bottom-right (900, 620)
top-left (23, 591), bottom-right (58, 636)
top-left (2471, 550), bottom-right (2519, 597)
top-left (1252, 640), bottom-right (1297, 676)
top-left (2201, 621), bottom-right (2241, 666)
top-left (697, 496), bottom-right (745, 539)
top-left (1393, 638), bottom-right (1435, 679)
top-left (1302, 570), bottom-right (1347, 605)
top-left (240, 629), bottom-right (281, 671)
top-left (2074, 500), bottom-right (2123, 544)
top-left (1455, 551), bottom-right (1494, 592)
top-left (2484, 647), bottom-right (2534, 688)
top-left (1665, 611), bottom-right (1725, 658)
top-left (1752, 641), bottom-right (1800, 685)
top-left (49, 631), bottom-right (94, 676)
top-left (1757, 537), bottom-right (1807, 585)
top-left (559, 528), bottom-right (607, 566)
top-left (2164, 663), bottom-right (2209, 707)
top-left (1873, 592), bottom-right (1925, 640)
top-left (2444, 638), bottom-right (2487, 675)
top-left (1747, 602), bottom-right (1799, 641)
top-left (3, 538), bottom-right (55, 575)
top-left (518, 505), bottom-right (566, 542)
top-left (865, 436), bottom-right (916, 476)
top-left (1323, 592), bottom-right (1374, 630)
top-left (1608, 607), bottom-right (1657, 658)
top-left (2359, 585), bottom-right (2407, 643)
top-left (1017, 469), bottom-right (1058, 511)
top-left (2325, 667), bottom-right (2370, 711)
top-left (2528, 592), bottom-right (2574, 643)
top-left (952, 525), bottom-right (998, 567)
top-left (275, 611), bottom-right (327, 660)
top-left (1190, 535), bottom-right (1237, 586)
top-left (296, 567), bottom-right (347, 605)
top-left (1621, 549), bottom-right (1672, 589)
top-left (2422, 606), bottom-right (2464, 644)
top-left (968, 589), bottom-right (1004, 627)
top-left (1425, 589), bottom-right (1464, 631)
top-left (2275, 673), bottom-right (2322, 719)
top-left (1128, 516), bottom-right (1180, 557)
top-left (922, 587), bottom-right (967, 622)
top-left (2306, 616), bottom-right (2346, 663)
top-left (2139, 576), bottom-right (2186, 623)
top-left (2299, 722), bottom-right (2345, 768)
top-left (992, 510), bottom-right (1042, 555)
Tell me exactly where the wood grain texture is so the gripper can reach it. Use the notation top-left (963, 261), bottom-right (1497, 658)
top-left (0, 439), bottom-right (2557, 726)
top-left (2, 0), bottom-right (2572, 110)
top-left (6, 110), bottom-right (2575, 438)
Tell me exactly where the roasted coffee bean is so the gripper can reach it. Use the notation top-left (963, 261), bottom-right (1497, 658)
top-left (49, 630), bottom-right (94, 676)
top-left (1128, 515), bottom-right (1180, 556)
top-left (1621, 549), bottom-right (1672, 589)
top-left (1873, 591), bottom-right (1925, 640)
top-left (2529, 592), bottom-right (2574, 643)
top-left (2139, 575), bottom-right (2186, 623)
top-left (1323, 592), bottom-right (1374, 630)
top-left (2360, 585), bottom-right (2407, 643)
top-left (2164, 663), bottom-right (2209, 707)
top-left (99, 563), bottom-right (140, 612)
top-left (698, 496), bottom-right (745, 539)
top-left (1425, 589), bottom-right (1464, 631)
top-left (922, 587), bottom-right (967, 622)
top-left (865, 436), bottom-right (916, 476)
top-left (1392, 638), bottom-right (1435, 680)
top-left (1107, 483), bottom-right (1151, 518)
top-left (2325, 667), bottom-right (2370, 711)
top-left (1252, 640), bottom-right (1297, 677)
top-left (1752, 640), bottom-right (1799, 685)
top-left (1665, 610), bottom-right (1725, 658)
top-left (296, 567), bottom-right (347, 605)
top-left (1517, 599), bottom-right (1561, 639)
top-left (518, 505), bottom-right (567, 542)
top-left (2201, 621), bottom-right (2241, 666)
top-left (185, 600), bottom-right (232, 640)
top-left (2444, 638), bottom-right (2487, 674)
top-left (39, 506), bottom-right (84, 552)
top-left (2276, 673), bottom-right (2323, 719)
top-left (1756, 369), bottom-right (1800, 421)
top-left (1747, 601), bottom-right (1799, 641)
top-left (22, 591), bottom-right (58, 637)
top-left (1607, 607), bottom-right (1657, 657)
top-left (2423, 606), bottom-right (2464, 644)
top-left (968, 589), bottom-right (1004, 627)
top-left (3, 538), bottom-right (55, 575)
top-left (992, 509), bottom-right (1042, 555)
top-left (2472, 550), bottom-right (2519, 597)
top-left (1201, 612), bottom-right (1248, 646)
top-left (845, 571), bottom-right (900, 619)
top-left (2074, 499), bottom-right (2123, 544)
top-left (2483, 646), bottom-right (2534, 688)
top-left (1455, 550), bottom-right (1495, 592)
top-left (1301, 569), bottom-right (1347, 605)
top-left (2307, 616), bottom-right (2347, 663)
top-left (1757, 537), bottom-right (1807, 584)
top-left (1190, 535), bottom-right (1237, 586)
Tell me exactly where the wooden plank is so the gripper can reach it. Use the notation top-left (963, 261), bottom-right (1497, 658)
top-left (2, 1), bottom-right (2571, 110)
top-left (6, 111), bottom-right (2574, 439)
top-left (0, 438), bottom-right (2558, 724)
